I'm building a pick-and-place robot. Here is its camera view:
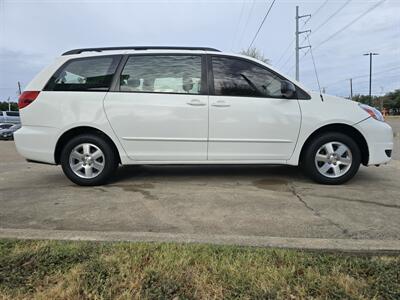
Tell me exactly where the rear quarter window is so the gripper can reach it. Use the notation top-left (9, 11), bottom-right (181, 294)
top-left (44, 55), bottom-right (121, 92)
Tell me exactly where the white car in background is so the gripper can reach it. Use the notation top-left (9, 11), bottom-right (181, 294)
top-left (14, 46), bottom-right (393, 186)
top-left (0, 123), bottom-right (21, 140)
top-left (0, 111), bottom-right (20, 124)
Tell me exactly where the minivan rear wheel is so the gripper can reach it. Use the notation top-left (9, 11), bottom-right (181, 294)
top-left (60, 134), bottom-right (118, 186)
top-left (302, 132), bottom-right (361, 184)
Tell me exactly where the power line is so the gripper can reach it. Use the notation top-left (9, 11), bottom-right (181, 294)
top-left (230, 0), bottom-right (247, 51)
top-left (324, 66), bottom-right (400, 87)
top-left (301, 0), bottom-right (386, 59)
top-left (373, 44), bottom-right (399, 52)
top-left (306, 0), bottom-right (330, 25)
top-left (276, 1), bottom-right (328, 66)
top-left (353, 65), bottom-right (400, 80)
top-left (276, 39), bottom-right (295, 66)
top-left (248, 0), bottom-right (277, 49)
top-left (356, 73), bottom-right (400, 85)
top-left (313, 0), bottom-right (386, 52)
top-left (236, 0), bottom-right (256, 49)
top-left (312, 0), bottom-right (352, 36)
top-left (280, 51), bottom-right (294, 72)
top-left (301, 0), bottom-right (351, 58)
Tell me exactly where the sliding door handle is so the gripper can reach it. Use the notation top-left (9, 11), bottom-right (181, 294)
top-left (211, 100), bottom-right (230, 107)
top-left (187, 99), bottom-right (206, 106)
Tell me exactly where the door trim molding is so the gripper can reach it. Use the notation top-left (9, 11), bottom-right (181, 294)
top-left (209, 138), bottom-right (292, 143)
top-left (122, 137), bottom-right (292, 143)
top-left (122, 137), bottom-right (207, 142)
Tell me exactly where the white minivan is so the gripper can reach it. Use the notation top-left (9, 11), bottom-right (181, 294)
top-left (15, 46), bottom-right (393, 186)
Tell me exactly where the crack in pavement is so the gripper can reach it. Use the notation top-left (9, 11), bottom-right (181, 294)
top-left (310, 195), bottom-right (400, 210)
top-left (289, 184), bottom-right (352, 238)
top-left (93, 187), bottom-right (109, 193)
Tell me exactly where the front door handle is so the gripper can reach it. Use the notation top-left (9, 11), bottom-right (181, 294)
top-left (211, 100), bottom-right (230, 107)
top-left (187, 99), bottom-right (206, 106)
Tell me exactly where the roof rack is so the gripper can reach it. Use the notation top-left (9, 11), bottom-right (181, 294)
top-left (62, 46), bottom-right (221, 55)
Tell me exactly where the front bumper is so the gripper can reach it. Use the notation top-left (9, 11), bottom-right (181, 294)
top-left (354, 117), bottom-right (393, 165)
top-left (1, 132), bottom-right (12, 139)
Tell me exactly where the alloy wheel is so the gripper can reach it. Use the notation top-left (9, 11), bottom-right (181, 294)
top-left (314, 141), bottom-right (352, 178)
top-left (69, 143), bottom-right (105, 179)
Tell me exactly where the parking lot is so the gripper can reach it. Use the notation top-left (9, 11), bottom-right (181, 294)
top-left (1, 118), bottom-right (399, 250)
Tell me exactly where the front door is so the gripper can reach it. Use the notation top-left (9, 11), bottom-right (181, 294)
top-left (104, 54), bottom-right (208, 161)
top-left (208, 55), bottom-right (301, 161)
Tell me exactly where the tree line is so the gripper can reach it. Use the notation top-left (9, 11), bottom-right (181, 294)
top-left (0, 101), bottom-right (18, 111)
top-left (352, 89), bottom-right (400, 115)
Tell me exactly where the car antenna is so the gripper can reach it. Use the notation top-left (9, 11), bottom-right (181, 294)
top-left (307, 36), bottom-right (324, 102)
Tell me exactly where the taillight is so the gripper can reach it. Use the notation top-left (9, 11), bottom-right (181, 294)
top-left (18, 91), bottom-right (40, 109)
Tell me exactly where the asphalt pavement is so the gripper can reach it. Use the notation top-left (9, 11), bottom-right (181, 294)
top-left (1, 117), bottom-right (399, 251)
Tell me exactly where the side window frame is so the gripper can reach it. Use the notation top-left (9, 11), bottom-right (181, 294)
top-left (44, 55), bottom-right (123, 92)
top-left (111, 53), bottom-right (208, 95)
top-left (208, 54), bottom-right (311, 100)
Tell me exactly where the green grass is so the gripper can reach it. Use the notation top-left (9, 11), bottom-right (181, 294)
top-left (0, 239), bottom-right (399, 299)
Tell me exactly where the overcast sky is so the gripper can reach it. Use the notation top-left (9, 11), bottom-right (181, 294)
top-left (0, 0), bottom-right (399, 101)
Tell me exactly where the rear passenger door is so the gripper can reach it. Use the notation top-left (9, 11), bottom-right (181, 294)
top-left (104, 54), bottom-right (209, 161)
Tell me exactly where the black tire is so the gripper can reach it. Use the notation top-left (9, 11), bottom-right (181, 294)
top-left (60, 134), bottom-right (118, 186)
top-left (302, 132), bottom-right (361, 185)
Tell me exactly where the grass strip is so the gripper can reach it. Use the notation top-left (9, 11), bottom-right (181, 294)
top-left (0, 239), bottom-right (399, 299)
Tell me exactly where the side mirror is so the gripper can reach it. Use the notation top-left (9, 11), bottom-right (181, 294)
top-left (281, 80), bottom-right (296, 99)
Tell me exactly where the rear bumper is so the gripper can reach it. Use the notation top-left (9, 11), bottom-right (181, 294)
top-left (354, 117), bottom-right (393, 165)
top-left (14, 126), bottom-right (58, 164)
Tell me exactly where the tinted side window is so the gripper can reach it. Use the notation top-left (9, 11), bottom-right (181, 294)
top-left (212, 56), bottom-right (285, 98)
top-left (6, 111), bottom-right (19, 117)
top-left (45, 56), bottom-right (121, 92)
top-left (120, 55), bottom-right (202, 94)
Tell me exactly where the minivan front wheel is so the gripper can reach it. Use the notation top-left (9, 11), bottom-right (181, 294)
top-left (60, 134), bottom-right (118, 186)
top-left (302, 132), bottom-right (361, 184)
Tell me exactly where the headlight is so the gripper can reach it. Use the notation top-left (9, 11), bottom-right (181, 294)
top-left (359, 104), bottom-right (385, 122)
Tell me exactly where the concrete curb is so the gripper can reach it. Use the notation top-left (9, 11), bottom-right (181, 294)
top-left (1, 228), bottom-right (400, 253)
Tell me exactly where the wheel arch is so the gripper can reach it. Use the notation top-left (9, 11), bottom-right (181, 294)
top-left (54, 126), bottom-right (121, 164)
top-left (299, 123), bottom-right (369, 166)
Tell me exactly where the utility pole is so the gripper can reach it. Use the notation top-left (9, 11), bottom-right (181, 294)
top-left (295, 6), bottom-right (311, 81)
top-left (349, 78), bottom-right (353, 100)
top-left (7, 97), bottom-right (10, 111)
top-left (17, 81), bottom-right (22, 95)
top-left (363, 52), bottom-right (379, 105)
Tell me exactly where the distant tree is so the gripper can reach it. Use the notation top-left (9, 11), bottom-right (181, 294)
top-left (383, 89), bottom-right (400, 110)
top-left (239, 47), bottom-right (270, 64)
top-left (352, 94), bottom-right (373, 105)
top-left (0, 101), bottom-right (18, 111)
